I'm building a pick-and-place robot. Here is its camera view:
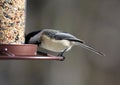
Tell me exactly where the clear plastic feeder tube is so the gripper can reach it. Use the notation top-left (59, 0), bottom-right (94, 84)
top-left (0, 0), bottom-right (26, 44)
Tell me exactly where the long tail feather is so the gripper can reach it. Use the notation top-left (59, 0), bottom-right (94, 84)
top-left (76, 42), bottom-right (105, 56)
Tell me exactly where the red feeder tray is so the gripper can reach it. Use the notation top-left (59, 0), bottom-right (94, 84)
top-left (0, 44), bottom-right (63, 61)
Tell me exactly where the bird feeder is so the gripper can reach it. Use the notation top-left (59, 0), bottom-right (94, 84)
top-left (0, 0), bottom-right (63, 61)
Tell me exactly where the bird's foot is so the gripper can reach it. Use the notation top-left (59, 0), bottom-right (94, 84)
top-left (60, 56), bottom-right (65, 61)
top-left (57, 54), bottom-right (65, 61)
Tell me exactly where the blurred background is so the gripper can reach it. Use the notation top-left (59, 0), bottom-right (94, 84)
top-left (0, 0), bottom-right (120, 85)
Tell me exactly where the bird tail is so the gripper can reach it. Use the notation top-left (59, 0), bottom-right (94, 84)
top-left (75, 42), bottom-right (105, 56)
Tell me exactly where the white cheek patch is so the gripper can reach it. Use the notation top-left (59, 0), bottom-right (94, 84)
top-left (29, 33), bottom-right (41, 43)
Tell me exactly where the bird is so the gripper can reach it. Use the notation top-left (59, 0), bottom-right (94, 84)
top-left (25, 29), bottom-right (105, 60)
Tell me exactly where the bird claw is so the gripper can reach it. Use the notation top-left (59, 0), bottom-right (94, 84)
top-left (60, 56), bottom-right (65, 61)
top-left (57, 53), bottom-right (66, 61)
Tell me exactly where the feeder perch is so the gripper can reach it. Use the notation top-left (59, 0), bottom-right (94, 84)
top-left (0, 0), bottom-right (63, 61)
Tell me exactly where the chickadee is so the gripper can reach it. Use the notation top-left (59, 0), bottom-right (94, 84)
top-left (25, 29), bottom-right (105, 60)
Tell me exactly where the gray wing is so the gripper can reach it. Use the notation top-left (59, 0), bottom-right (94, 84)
top-left (42, 29), bottom-right (84, 43)
top-left (54, 32), bottom-right (84, 43)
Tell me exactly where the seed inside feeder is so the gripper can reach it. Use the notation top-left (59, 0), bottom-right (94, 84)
top-left (0, 0), bottom-right (26, 44)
